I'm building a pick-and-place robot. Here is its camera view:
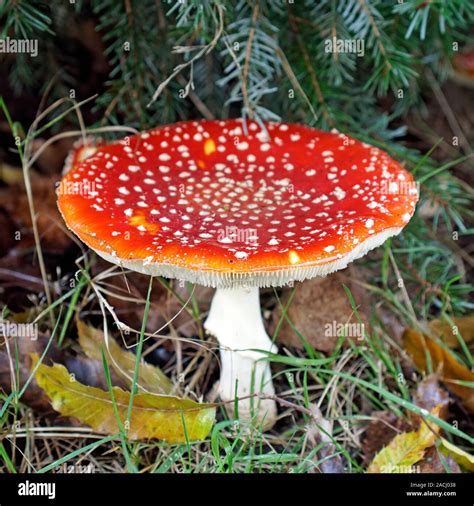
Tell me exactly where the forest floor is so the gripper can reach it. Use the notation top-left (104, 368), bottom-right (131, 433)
top-left (0, 76), bottom-right (473, 474)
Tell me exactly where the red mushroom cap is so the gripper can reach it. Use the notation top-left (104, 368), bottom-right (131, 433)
top-left (57, 120), bottom-right (418, 287)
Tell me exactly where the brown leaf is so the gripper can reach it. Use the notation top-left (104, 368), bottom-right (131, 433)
top-left (367, 406), bottom-right (442, 473)
top-left (440, 438), bottom-right (474, 471)
top-left (403, 328), bottom-right (474, 412)
top-left (0, 207), bottom-right (17, 257)
top-left (362, 411), bottom-right (413, 464)
top-left (418, 446), bottom-right (461, 473)
top-left (0, 253), bottom-right (56, 311)
top-left (428, 316), bottom-right (474, 349)
top-left (365, 377), bottom-right (453, 467)
top-left (413, 374), bottom-right (450, 418)
top-left (270, 267), bottom-right (370, 353)
top-left (64, 355), bottom-right (128, 391)
top-left (77, 320), bottom-right (173, 394)
top-left (0, 174), bottom-right (71, 252)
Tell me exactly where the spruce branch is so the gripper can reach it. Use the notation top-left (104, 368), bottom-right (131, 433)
top-left (357, 0), bottom-right (391, 71)
top-left (219, 0), bottom-right (281, 122)
top-left (147, 2), bottom-right (225, 107)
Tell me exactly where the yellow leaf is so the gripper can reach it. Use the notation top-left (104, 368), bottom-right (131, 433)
top-left (77, 320), bottom-right (173, 395)
top-left (0, 163), bottom-right (29, 185)
top-left (367, 407), bottom-right (441, 473)
top-left (32, 355), bottom-right (215, 443)
top-left (440, 438), bottom-right (474, 472)
top-left (403, 329), bottom-right (474, 412)
top-left (428, 316), bottom-right (474, 349)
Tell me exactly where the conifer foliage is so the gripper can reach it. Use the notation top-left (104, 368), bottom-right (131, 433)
top-left (1, 0), bottom-right (472, 130)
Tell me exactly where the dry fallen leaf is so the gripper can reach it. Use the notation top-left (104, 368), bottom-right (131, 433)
top-left (0, 163), bottom-right (27, 185)
top-left (0, 207), bottom-right (17, 257)
top-left (428, 316), bottom-right (474, 349)
top-left (362, 411), bottom-right (413, 464)
top-left (367, 406), bottom-right (441, 473)
top-left (32, 355), bottom-right (215, 443)
top-left (403, 328), bottom-right (474, 412)
top-left (0, 174), bottom-right (71, 252)
top-left (418, 446), bottom-right (460, 473)
top-left (270, 267), bottom-right (369, 353)
top-left (77, 319), bottom-right (173, 395)
top-left (439, 438), bottom-right (474, 472)
top-left (64, 354), bottom-right (128, 391)
top-left (413, 374), bottom-right (450, 419)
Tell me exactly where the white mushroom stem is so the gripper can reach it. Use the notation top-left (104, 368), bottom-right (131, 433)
top-left (204, 285), bottom-right (278, 429)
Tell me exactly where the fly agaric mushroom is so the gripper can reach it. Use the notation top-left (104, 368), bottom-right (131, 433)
top-left (57, 119), bottom-right (418, 429)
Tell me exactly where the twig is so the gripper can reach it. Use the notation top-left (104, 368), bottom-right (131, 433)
top-left (427, 69), bottom-right (472, 156)
top-left (275, 47), bottom-right (318, 123)
top-left (147, 4), bottom-right (224, 107)
top-left (176, 74), bottom-right (215, 120)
